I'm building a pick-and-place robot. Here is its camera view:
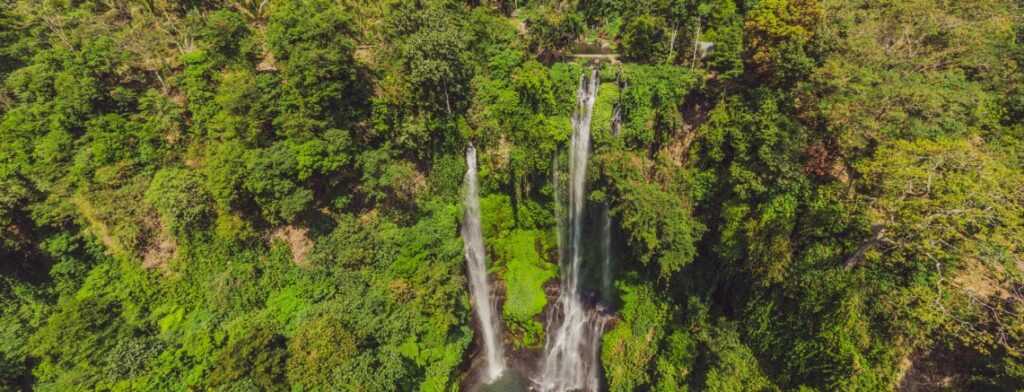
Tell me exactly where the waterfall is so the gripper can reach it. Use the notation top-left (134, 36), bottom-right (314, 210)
top-left (600, 206), bottom-right (612, 303)
top-left (610, 71), bottom-right (623, 137)
top-left (610, 103), bottom-right (622, 137)
top-left (462, 145), bottom-right (506, 383)
top-left (603, 74), bottom-right (623, 302)
top-left (538, 69), bottom-right (607, 392)
top-left (603, 89), bottom-right (620, 304)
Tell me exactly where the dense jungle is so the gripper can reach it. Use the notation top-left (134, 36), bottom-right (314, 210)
top-left (1, 0), bottom-right (1022, 391)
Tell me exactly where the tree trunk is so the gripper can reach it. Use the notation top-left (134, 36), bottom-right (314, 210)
top-left (691, 17), bottom-right (702, 70)
top-left (668, 21), bottom-right (679, 63)
top-left (444, 79), bottom-right (452, 114)
top-left (844, 224), bottom-right (887, 270)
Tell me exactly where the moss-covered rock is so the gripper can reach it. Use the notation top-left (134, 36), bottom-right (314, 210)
top-left (493, 230), bottom-right (556, 348)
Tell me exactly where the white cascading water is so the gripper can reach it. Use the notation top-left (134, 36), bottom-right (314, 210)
top-left (604, 80), bottom-right (622, 302)
top-left (462, 144), bottom-right (507, 383)
top-left (538, 69), bottom-right (607, 392)
top-left (600, 206), bottom-right (612, 303)
top-left (610, 103), bottom-right (622, 137)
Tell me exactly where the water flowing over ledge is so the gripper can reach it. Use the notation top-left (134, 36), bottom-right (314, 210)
top-left (536, 69), bottom-right (608, 392)
top-left (462, 144), bottom-right (507, 383)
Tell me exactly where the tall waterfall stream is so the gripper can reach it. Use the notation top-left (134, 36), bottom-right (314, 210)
top-left (462, 144), bottom-right (507, 383)
top-left (537, 70), bottom-right (610, 392)
top-left (464, 69), bottom-right (616, 392)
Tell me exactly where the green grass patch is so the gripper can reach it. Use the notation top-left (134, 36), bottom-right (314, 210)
top-left (493, 229), bottom-right (556, 348)
top-left (592, 81), bottom-right (621, 138)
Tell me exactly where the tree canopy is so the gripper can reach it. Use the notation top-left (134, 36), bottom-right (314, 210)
top-left (0, 0), bottom-right (1022, 390)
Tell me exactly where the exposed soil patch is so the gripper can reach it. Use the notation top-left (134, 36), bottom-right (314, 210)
top-left (142, 231), bottom-right (176, 270)
top-left (271, 225), bottom-right (312, 266)
top-left (668, 92), bottom-right (710, 166)
top-left (897, 345), bottom-right (969, 391)
top-left (954, 257), bottom-right (1013, 300)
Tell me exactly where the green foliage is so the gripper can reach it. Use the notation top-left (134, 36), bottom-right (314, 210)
top-left (211, 69), bottom-right (264, 143)
top-left (653, 330), bottom-right (699, 392)
top-left (201, 10), bottom-right (255, 58)
top-left (242, 143), bottom-right (313, 224)
top-left (743, 193), bottom-right (797, 287)
top-left (617, 65), bottom-right (702, 148)
top-left (701, 322), bottom-right (776, 391)
top-left (357, 145), bottom-right (423, 211)
top-left (267, 0), bottom-right (361, 125)
top-left (207, 327), bottom-right (288, 391)
top-left (285, 315), bottom-right (359, 389)
top-left (145, 168), bottom-right (214, 239)
top-left (602, 281), bottom-right (670, 391)
top-left (743, 0), bottom-right (821, 82)
top-left (512, 60), bottom-right (558, 112)
top-left (806, 0), bottom-right (1012, 155)
top-left (857, 138), bottom-right (1024, 357)
top-left (621, 15), bottom-right (666, 62)
top-left (522, 4), bottom-right (584, 56)
top-left (597, 150), bottom-right (705, 277)
top-left (381, 0), bottom-right (474, 123)
top-left (494, 230), bottom-right (556, 348)
top-left (29, 295), bottom-right (123, 389)
top-left (2, 1), bottom-right (1023, 390)
top-left (701, 0), bottom-right (744, 79)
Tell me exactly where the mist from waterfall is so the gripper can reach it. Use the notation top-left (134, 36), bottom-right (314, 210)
top-left (462, 145), bottom-right (507, 383)
top-left (538, 69), bottom-right (607, 392)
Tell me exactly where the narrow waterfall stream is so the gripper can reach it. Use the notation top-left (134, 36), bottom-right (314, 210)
top-left (600, 206), bottom-right (612, 303)
top-left (609, 104), bottom-right (622, 137)
top-left (610, 71), bottom-right (623, 137)
top-left (462, 145), bottom-right (507, 383)
top-left (603, 78), bottom-right (622, 307)
top-left (537, 70), bottom-right (607, 392)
